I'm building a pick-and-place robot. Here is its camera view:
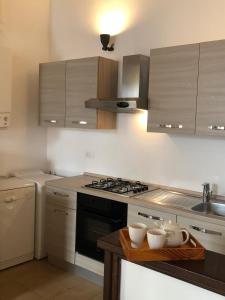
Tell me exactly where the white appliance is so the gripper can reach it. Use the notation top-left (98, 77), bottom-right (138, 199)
top-left (13, 170), bottom-right (62, 259)
top-left (0, 47), bottom-right (12, 127)
top-left (0, 178), bottom-right (35, 270)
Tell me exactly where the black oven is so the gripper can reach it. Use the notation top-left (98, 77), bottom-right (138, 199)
top-left (76, 193), bottom-right (127, 262)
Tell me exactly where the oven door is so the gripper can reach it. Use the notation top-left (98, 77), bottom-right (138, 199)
top-left (76, 209), bottom-right (124, 262)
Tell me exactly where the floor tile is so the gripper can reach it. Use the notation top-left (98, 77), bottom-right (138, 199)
top-left (0, 260), bottom-right (103, 300)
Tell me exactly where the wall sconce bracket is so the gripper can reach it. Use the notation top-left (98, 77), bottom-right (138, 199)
top-left (100, 34), bottom-right (114, 51)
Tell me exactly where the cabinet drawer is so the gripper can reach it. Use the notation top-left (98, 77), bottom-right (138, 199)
top-left (46, 204), bottom-right (76, 264)
top-left (0, 186), bottom-right (35, 202)
top-left (128, 204), bottom-right (176, 227)
top-left (46, 187), bottom-right (77, 209)
top-left (177, 216), bottom-right (225, 255)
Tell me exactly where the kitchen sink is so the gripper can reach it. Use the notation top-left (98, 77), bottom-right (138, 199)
top-left (191, 202), bottom-right (225, 217)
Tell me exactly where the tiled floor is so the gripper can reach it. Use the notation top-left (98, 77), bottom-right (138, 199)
top-left (0, 260), bottom-right (103, 300)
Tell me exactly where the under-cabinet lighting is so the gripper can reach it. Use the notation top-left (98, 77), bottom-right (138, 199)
top-left (137, 110), bottom-right (148, 130)
top-left (79, 121), bottom-right (87, 125)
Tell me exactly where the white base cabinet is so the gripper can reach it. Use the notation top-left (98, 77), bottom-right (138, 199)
top-left (178, 216), bottom-right (225, 255)
top-left (0, 187), bottom-right (35, 270)
top-left (129, 203), bottom-right (225, 255)
top-left (128, 204), bottom-right (176, 227)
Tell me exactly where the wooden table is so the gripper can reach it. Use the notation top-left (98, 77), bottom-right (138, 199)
top-left (98, 231), bottom-right (225, 300)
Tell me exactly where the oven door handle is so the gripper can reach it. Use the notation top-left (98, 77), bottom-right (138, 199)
top-left (77, 208), bottom-right (125, 223)
top-left (110, 218), bottom-right (123, 224)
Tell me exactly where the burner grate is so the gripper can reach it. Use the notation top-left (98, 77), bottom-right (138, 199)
top-left (84, 178), bottom-right (149, 195)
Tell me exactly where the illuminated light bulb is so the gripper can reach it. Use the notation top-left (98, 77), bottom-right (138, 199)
top-left (137, 110), bottom-right (148, 130)
top-left (98, 9), bottom-right (127, 35)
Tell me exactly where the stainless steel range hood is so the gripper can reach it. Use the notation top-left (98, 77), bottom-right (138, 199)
top-left (85, 54), bottom-right (150, 113)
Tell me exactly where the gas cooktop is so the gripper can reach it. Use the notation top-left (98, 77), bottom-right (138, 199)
top-left (84, 178), bottom-right (158, 197)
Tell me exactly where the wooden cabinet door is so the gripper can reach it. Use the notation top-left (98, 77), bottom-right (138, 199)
top-left (178, 216), bottom-right (225, 255)
top-left (148, 44), bottom-right (199, 134)
top-left (46, 204), bottom-right (76, 264)
top-left (39, 62), bottom-right (66, 127)
top-left (196, 40), bottom-right (225, 136)
top-left (65, 57), bottom-right (98, 129)
top-left (128, 204), bottom-right (176, 227)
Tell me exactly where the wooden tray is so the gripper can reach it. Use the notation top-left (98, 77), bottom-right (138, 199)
top-left (120, 228), bottom-right (205, 262)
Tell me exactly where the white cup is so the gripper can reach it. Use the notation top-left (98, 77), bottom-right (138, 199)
top-left (128, 223), bottom-right (148, 248)
top-left (147, 228), bottom-right (166, 250)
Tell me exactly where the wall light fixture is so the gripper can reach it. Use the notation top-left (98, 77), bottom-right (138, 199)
top-left (100, 34), bottom-right (114, 51)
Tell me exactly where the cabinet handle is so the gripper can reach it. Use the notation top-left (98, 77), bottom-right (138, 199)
top-left (54, 208), bottom-right (69, 216)
top-left (208, 125), bottom-right (225, 131)
top-left (159, 124), bottom-right (183, 129)
top-left (138, 212), bottom-right (164, 221)
top-left (44, 120), bottom-right (57, 124)
top-left (53, 191), bottom-right (69, 198)
top-left (190, 225), bottom-right (222, 236)
top-left (72, 120), bottom-right (87, 125)
top-left (4, 198), bottom-right (16, 204)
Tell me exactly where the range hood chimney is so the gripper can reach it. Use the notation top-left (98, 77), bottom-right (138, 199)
top-left (85, 54), bottom-right (150, 113)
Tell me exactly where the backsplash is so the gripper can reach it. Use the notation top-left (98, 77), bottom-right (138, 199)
top-left (47, 113), bottom-right (225, 195)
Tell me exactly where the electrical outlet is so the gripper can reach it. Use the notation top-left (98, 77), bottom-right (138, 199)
top-left (85, 152), bottom-right (94, 159)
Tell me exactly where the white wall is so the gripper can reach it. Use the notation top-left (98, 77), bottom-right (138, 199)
top-left (0, 0), bottom-right (49, 175)
top-left (48, 0), bottom-right (225, 194)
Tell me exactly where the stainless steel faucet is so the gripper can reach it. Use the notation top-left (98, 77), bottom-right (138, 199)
top-left (202, 183), bottom-right (211, 204)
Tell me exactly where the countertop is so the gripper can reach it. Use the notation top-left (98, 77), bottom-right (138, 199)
top-left (98, 230), bottom-right (225, 297)
top-left (0, 177), bottom-right (34, 191)
top-left (46, 173), bottom-right (225, 226)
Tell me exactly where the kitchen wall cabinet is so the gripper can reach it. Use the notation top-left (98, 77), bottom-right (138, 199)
top-left (196, 40), bottom-right (225, 137)
top-left (66, 57), bottom-right (117, 129)
top-left (148, 44), bottom-right (199, 134)
top-left (128, 204), bottom-right (176, 227)
top-left (40, 57), bottom-right (118, 129)
top-left (39, 61), bottom-right (66, 127)
top-left (46, 187), bottom-right (77, 264)
top-left (177, 216), bottom-right (225, 255)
